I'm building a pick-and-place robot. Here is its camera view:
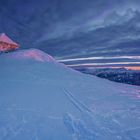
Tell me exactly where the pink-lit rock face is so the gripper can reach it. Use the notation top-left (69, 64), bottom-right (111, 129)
top-left (8, 49), bottom-right (56, 62)
top-left (0, 33), bottom-right (19, 52)
top-left (0, 33), bottom-right (18, 46)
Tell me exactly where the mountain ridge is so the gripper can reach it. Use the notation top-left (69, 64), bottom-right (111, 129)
top-left (0, 49), bottom-right (140, 139)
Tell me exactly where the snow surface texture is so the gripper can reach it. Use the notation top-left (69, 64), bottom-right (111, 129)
top-left (5, 49), bottom-right (56, 62)
top-left (0, 49), bottom-right (140, 140)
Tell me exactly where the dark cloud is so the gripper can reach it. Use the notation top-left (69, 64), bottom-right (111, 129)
top-left (0, 0), bottom-right (139, 67)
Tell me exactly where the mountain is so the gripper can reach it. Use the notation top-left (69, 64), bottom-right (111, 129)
top-left (76, 67), bottom-right (140, 86)
top-left (0, 49), bottom-right (140, 140)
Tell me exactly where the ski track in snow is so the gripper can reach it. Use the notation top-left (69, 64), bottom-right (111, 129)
top-left (62, 88), bottom-right (112, 139)
top-left (63, 88), bottom-right (94, 115)
top-left (63, 88), bottom-right (100, 139)
top-left (62, 88), bottom-right (140, 140)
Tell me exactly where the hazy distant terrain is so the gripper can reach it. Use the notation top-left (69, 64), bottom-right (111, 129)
top-left (75, 67), bottom-right (140, 86)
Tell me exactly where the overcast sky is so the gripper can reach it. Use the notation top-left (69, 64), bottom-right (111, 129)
top-left (0, 0), bottom-right (140, 68)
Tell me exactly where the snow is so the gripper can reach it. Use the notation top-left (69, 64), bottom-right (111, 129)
top-left (4, 48), bottom-right (56, 62)
top-left (0, 49), bottom-right (140, 140)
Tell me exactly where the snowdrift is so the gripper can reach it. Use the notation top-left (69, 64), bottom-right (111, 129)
top-left (4, 48), bottom-right (55, 62)
top-left (0, 49), bottom-right (140, 140)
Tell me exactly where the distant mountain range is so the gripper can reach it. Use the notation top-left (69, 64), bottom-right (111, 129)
top-left (76, 67), bottom-right (140, 86)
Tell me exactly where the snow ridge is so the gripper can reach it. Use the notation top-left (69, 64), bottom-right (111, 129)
top-left (5, 48), bottom-right (56, 62)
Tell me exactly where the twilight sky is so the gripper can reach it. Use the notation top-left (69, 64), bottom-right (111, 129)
top-left (0, 0), bottom-right (140, 69)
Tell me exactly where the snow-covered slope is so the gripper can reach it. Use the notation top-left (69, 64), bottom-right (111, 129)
top-left (4, 48), bottom-right (55, 62)
top-left (0, 49), bottom-right (140, 140)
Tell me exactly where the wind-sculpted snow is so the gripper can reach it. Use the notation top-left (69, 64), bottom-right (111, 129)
top-left (3, 49), bottom-right (56, 62)
top-left (0, 49), bottom-right (140, 140)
